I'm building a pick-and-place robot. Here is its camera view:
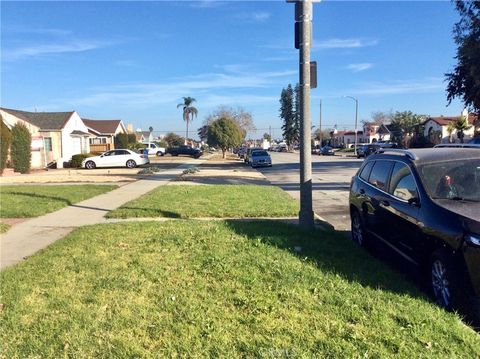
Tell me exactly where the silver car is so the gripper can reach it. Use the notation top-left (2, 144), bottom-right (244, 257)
top-left (250, 150), bottom-right (272, 168)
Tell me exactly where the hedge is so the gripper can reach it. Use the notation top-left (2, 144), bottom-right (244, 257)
top-left (0, 120), bottom-right (11, 175)
top-left (11, 123), bottom-right (31, 174)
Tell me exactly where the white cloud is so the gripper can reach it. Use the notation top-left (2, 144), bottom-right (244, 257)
top-left (2, 40), bottom-right (112, 61)
top-left (190, 0), bottom-right (225, 9)
top-left (347, 78), bottom-right (444, 96)
top-left (346, 63), bottom-right (373, 72)
top-left (314, 38), bottom-right (379, 50)
top-left (236, 11), bottom-right (271, 23)
top-left (55, 69), bottom-right (296, 108)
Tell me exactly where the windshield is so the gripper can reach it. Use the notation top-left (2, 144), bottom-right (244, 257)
top-left (417, 159), bottom-right (480, 201)
top-left (252, 151), bottom-right (268, 157)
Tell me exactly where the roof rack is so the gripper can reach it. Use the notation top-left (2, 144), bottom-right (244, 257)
top-left (376, 148), bottom-right (418, 160)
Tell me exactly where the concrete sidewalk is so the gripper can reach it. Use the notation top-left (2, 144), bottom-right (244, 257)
top-left (0, 159), bottom-right (204, 270)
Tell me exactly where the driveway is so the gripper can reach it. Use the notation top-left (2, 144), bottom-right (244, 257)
top-left (254, 152), bottom-right (363, 231)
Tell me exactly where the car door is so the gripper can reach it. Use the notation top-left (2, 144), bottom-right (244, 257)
top-left (97, 150), bottom-right (116, 167)
top-left (114, 150), bottom-right (130, 166)
top-left (383, 162), bottom-right (421, 261)
top-left (364, 160), bottom-right (394, 241)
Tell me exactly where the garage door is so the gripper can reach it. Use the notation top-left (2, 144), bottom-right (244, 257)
top-left (72, 137), bottom-right (81, 155)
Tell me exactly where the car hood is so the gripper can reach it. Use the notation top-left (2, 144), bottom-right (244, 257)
top-left (434, 199), bottom-right (480, 225)
top-left (252, 156), bottom-right (271, 161)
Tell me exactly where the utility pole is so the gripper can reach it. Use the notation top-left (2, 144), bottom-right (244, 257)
top-left (288, 0), bottom-right (315, 229)
top-left (319, 99), bottom-right (322, 146)
top-left (343, 96), bottom-right (359, 156)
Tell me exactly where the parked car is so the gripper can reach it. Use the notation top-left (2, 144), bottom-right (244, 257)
top-left (166, 145), bottom-right (202, 158)
top-left (349, 148), bottom-right (480, 319)
top-left (320, 146), bottom-right (334, 155)
top-left (83, 149), bottom-right (149, 169)
top-left (434, 143), bottom-right (480, 149)
top-left (237, 147), bottom-right (247, 159)
top-left (140, 142), bottom-right (165, 156)
top-left (250, 150), bottom-right (272, 168)
top-left (357, 144), bottom-right (381, 158)
top-left (312, 145), bottom-right (321, 155)
top-left (468, 137), bottom-right (480, 145)
top-left (245, 147), bottom-right (262, 164)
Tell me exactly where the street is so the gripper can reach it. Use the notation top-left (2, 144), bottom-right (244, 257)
top-left (255, 152), bottom-right (363, 231)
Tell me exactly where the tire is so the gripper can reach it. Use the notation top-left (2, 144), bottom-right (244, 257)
top-left (156, 151), bottom-right (164, 157)
top-left (85, 161), bottom-right (96, 169)
top-left (126, 159), bottom-right (137, 168)
top-left (351, 209), bottom-right (366, 246)
top-left (430, 249), bottom-right (461, 310)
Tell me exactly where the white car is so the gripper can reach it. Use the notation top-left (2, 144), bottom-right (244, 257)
top-left (82, 149), bottom-right (150, 169)
top-left (141, 142), bottom-right (166, 156)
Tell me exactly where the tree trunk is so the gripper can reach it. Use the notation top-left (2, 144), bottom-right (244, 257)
top-left (185, 119), bottom-right (189, 145)
top-left (222, 149), bottom-right (226, 159)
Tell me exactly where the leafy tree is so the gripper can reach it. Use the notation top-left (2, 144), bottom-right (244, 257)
top-left (207, 117), bottom-right (243, 158)
top-left (177, 97), bottom-right (198, 143)
top-left (203, 106), bottom-right (255, 139)
top-left (293, 84), bottom-right (301, 142)
top-left (446, 1), bottom-right (480, 115)
top-left (114, 133), bottom-right (128, 149)
top-left (197, 125), bottom-right (209, 142)
top-left (11, 122), bottom-right (31, 174)
top-left (370, 110), bottom-right (393, 125)
top-left (446, 121), bottom-right (457, 143)
top-left (453, 115), bottom-right (473, 143)
top-left (164, 132), bottom-right (184, 147)
top-left (280, 84), bottom-right (298, 148)
top-left (263, 132), bottom-right (272, 142)
top-left (389, 111), bottom-right (423, 146)
top-left (1, 120), bottom-right (11, 175)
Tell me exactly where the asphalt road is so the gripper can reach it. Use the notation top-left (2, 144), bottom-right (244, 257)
top-left (255, 152), bottom-right (363, 231)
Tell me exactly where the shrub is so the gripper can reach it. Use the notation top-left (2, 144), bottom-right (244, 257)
top-left (71, 153), bottom-right (94, 168)
top-left (11, 123), bottom-right (31, 174)
top-left (1, 120), bottom-right (11, 175)
top-left (115, 133), bottom-right (129, 149)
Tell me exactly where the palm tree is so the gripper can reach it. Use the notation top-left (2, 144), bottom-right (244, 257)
top-left (446, 121), bottom-right (456, 143)
top-left (453, 115), bottom-right (472, 143)
top-left (177, 97), bottom-right (198, 144)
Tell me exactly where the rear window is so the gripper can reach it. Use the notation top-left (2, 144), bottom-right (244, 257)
top-left (368, 160), bottom-right (393, 191)
top-left (389, 162), bottom-right (418, 201)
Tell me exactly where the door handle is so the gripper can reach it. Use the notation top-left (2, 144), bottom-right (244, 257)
top-left (380, 200), bottom-right (390, 207)
top-left (359, 189), bottom-right (365, 194)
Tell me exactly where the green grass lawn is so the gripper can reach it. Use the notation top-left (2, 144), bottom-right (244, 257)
top-left (0, 185), bottom-right (117, 218)
top-left (1, 220), bottom-right (478, 357)
top-left (107, 184), bottom-right (299, 219)
top-left (0, 223), bottom-right (10, 233)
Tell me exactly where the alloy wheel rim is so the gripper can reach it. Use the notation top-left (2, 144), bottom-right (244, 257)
top-left (352, 214), bottom-right (363, 245)
top-left (432, 260), bottom-right (450, 307)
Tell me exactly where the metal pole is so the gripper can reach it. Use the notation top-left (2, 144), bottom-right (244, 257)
top-left (299, 0), bottom-right (314, 229)
top-left (319, 99), bottom-right (322, 146)
top-left (354, 98), bottom-right (358, 156)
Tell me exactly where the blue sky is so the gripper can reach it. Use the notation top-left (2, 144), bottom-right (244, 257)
top-left (1, 0), bottom-right (464, 139)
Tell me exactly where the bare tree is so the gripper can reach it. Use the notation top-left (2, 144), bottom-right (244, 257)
top-left (204, 106), bottom-right (256, 138)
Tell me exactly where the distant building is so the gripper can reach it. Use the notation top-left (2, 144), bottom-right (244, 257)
top-left (83, 118), bottom-right (127, 152)
top-left (422, 110), bottom-right (477, 145)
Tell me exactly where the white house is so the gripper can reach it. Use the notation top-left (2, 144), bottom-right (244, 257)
top-left (423, 110), bottom-right (477, 145)
top-left (1, 108), bottom-right (91, 169)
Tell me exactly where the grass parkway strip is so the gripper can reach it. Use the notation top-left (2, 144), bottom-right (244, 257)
top-left (0, 185), bottom-right (118, 218)
top-left (0, 220), bottom-right (478, 357)
top-left (107, 184), bottom-right (299, 219)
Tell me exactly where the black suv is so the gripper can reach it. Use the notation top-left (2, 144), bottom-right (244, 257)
top-left (349, 148), bottom-right (480, 318)
top-left (166, 145), bottom-right (202, 159)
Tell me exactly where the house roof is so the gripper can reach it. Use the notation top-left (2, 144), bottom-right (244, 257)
top-left (1, 107), bottom-right (74, 130)
top-left (82, 119), bottom-right (124, 135)
top-left (71, 130), bottom-right (91, 136)
top-left (424, 113), bottom-right (477, 126)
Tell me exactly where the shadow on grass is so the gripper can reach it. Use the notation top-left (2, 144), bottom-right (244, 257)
top-left (225, 219), bottom-right (424, 299)
top-left (1, 191), bottom-right (73, 205)
top-left (107, 207), bottom-right (181, 219)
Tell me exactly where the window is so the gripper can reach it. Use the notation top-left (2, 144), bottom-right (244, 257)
top-left (359, 161), bottom-right (374, 181)
top-left (89, 137), bottom-right (107, 145)
top-left (389, 163), bottom-right (418, 201)
top-left (368, 160), bottom-right (393, 191)
top-left (44, 137), bottom-right (52, 152)
top-left (114, 150), bottom-right (129, 155)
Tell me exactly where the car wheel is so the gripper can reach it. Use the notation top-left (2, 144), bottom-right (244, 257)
top-left (85, 160), bottom-right (96, 169)
top-left (351, 209), bottom-right (366, 246)
top-left (430, 249), bottom-right (460, 310)
top-left (156, 151), bottom-right (163, 157)
top-left (126, 159), bottom-right (137, 168)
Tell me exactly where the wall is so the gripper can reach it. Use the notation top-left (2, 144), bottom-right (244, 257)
top-left (60, 112), bottom-right (91, 167)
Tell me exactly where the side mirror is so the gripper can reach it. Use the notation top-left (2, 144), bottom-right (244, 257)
top-left (100, 155), bottom-right (104, 158)
top-left (408, 197), bottom-right (420, 207)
